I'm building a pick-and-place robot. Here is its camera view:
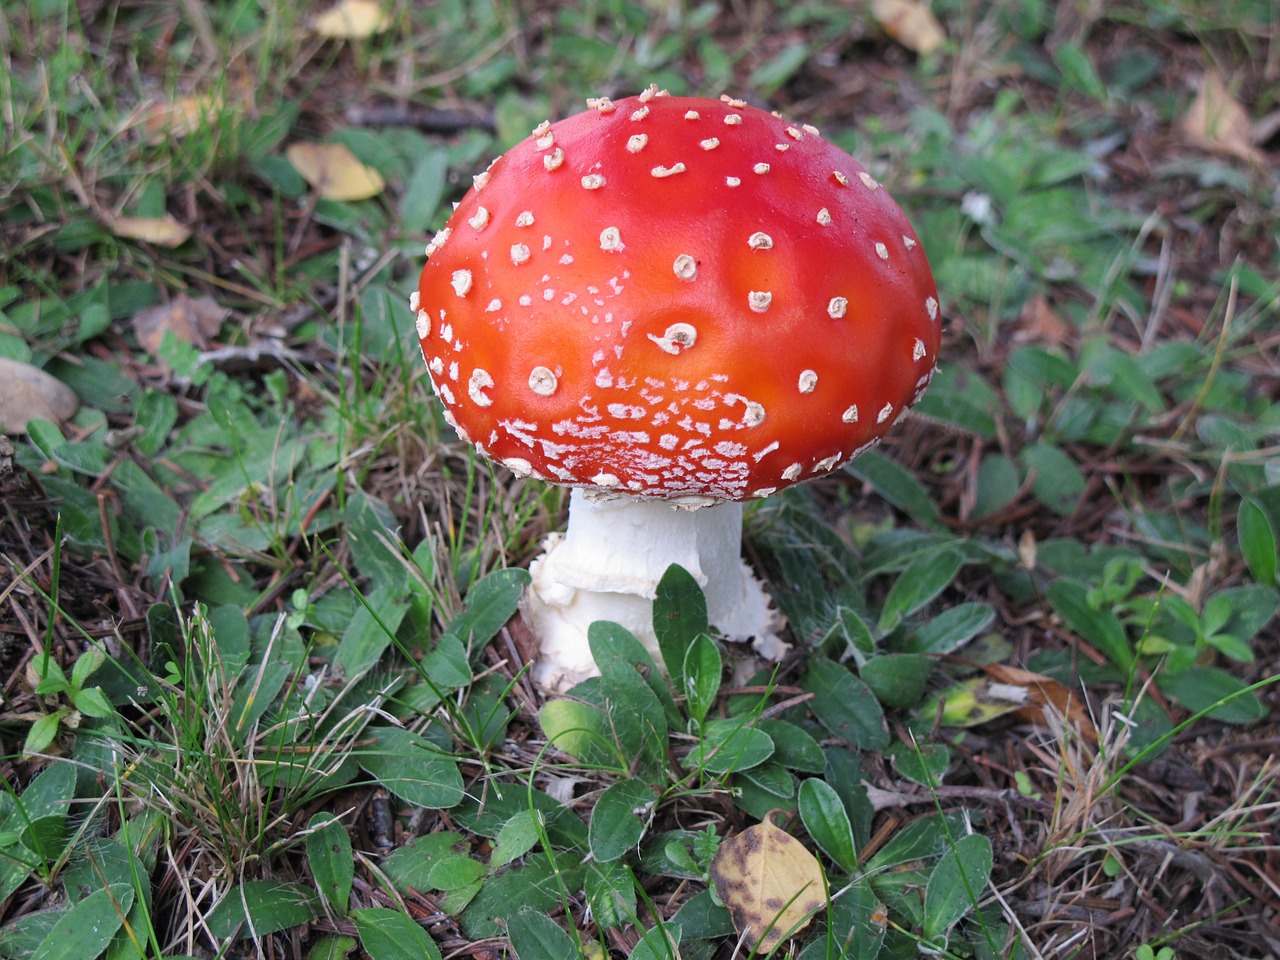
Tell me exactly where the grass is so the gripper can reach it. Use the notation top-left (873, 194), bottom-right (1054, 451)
top-left (1, 0), bottom-right (1278, 957)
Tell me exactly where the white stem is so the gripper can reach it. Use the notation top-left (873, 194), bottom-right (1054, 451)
top-left (524, 490), bottom-right (785, 691)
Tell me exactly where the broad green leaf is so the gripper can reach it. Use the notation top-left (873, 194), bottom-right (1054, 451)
top-left (878, 547), bottom-right (963, 633)
top-left (505, 908), bottom-right (578, 960)
top-left (443, 567), bottom-right (530, 649)
top-left (492, 808), bottom-right (542, 867)
top-left (399, 149), bottom-right (449, 234)
top-left (972, 453), bottom-right (1020, 520)
top-left (539, 697), bottom-right (622, 768)
top-left (845, 450), bottom-right (944, 530)
top-left (755, 719), bottom-right (826, 774)
top-left (24, 711), bottom-right (66, 757)
top-left (307, 814), bottom-right (353, 915)
top-left (627, 922), bottom-right (683, 960)
top-left (860, 654), bottom-right (930, 709)
top-left (798, 778), bottom-right (858, 873)
top-left (1156, 668), bottom-right (1266, 724)
top-left (590, 622), bottom-right (670, 771)
top-left (1213, 585), bottom-right (1277, 643)
top-left (307, 936), bottom-right (358, 960)
top-left (419, 635), bottom-right (472, 690)
top-left (1046, 579), bottom-right (1132, 668)
top-left (683, 633), bottom-right (722, 726)
top-left (1237, 499), bottom-right (1278, 588)
top-left (353, 907), bottom-right (442, 960)
top-left (905, 603), bottom-right (995, 655)
top-left (585, 860), bottom-right (637, 931)
top-left (459, 853), bottom-right (585, 939)
top-left (381, 833), bottom-right (468, 892)
top-left (207, 881), bottom-right (321, 939)
top-left (590, 779), bottom-right (658, 862)
top-left (427, 854), bottom-right (485, 891)
top-left (654, 564), bottom-right (709, 685)
top-left (689, 719), bottom-right (774, 775)
top-left (360, 726), bottom-right (464, 809)
top-left (888, 741), bottom-right (951, 787)
top-left (334, 586), bottom-right (409, 677)
top-left (800, 660), bottom-right (888, 749)
top-left (801, 876), bottom-right (886, 960)
top-left (670, 889), bottom-right (735, 940)
top-left (31, 884), bottom-right (134, 960)
top-left (1021, 443), bottom-right (1085, 516)
top-left (923, 833), bottom-right (993, 940)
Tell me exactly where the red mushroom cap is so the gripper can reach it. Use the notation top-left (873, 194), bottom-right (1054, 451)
top-left (414, 87), bottom-right (940, 503)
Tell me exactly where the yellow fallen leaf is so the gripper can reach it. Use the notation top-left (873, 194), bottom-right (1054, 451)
top-left (132, 294), bottom-right (230, 355)
top-left (312, 0), bottom-right (390, 39)
top-left (1180, 70), bottom-right (1264, 164)
top-left (138, 93), bottom-right (223, 142)
top-left (286, 142), bottom-right (386, 201)
top-left (111, 215), bottom-right (192, 248)
top-left (0, 358), bottom-right (80, 435)
top-left (710, 815), bottom-right (825, 952)
top-left (871, 0), bottom-right (947, 55)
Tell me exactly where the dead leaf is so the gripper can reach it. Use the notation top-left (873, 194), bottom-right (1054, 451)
top-left (710, 815), bottom-right (825, 952)
top-left (286, 142), bottom-right (386, 201)
top-left (871, 0), bottom-right (946, 55)
top-left (1015, 294), bottom-right (1072, 347)
top-left (132, 294), bottom-right (230, 355)
top-left (0, 358), bottom-right (80, 435)
top-left (983, 663), bottom-right (1096, 738)
top-left (111, 215), bottom-right (192, 248)
top-left (1179, 70), bottom-right (1265, 164)
top-left (311, 0), bottom-right (390, 39)
top-left (137, 93), bottom-right (224, 142)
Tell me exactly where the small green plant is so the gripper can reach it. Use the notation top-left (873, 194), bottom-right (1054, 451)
top-left (24, 643), bottom-right (116, 756)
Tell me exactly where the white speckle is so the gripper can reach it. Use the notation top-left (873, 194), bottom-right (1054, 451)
top-left (684, 110), bottom-right (700, 120)
top-left (798, 370), bottom-right (818, 393)
top-left (726, 177), bottom-right (741, 187)
top-left (815, 453), bottom-right (841, 472)
top-left (510, 243), bottom-right (531, 265)
top-left (409, 291), bottom-right (420, 311)
top-left (529, 366), bottom-right (558, 396)
top-left (722, 96), bottom-right (747, 108)
top-left (438, 383), bottom-right (455, 405)
top-left (700, 138), bottom-right (720, 150)
top-left (587, 97), bottom-right (616, 113)
top-left (519, 295), bottom-right (532, 306)
top-left (748, 291), bottom-right (772, 313)
top-left (485, 298), bottom-right (502, 313)
top-left (451, 270), bottom-right (473, 296)
top-left (648, 322), bottom-right (697, 355)
top-left (715, 440), bottom-right (747, 457)
top-left (673, 254), bottom-right (698, 280)
top-left (904, 235), bottom-right (917, 249)
top-left (503, 457), bottom-right (533, 478)
top-left (429, 356), bottom-right (444, 376)
top-left (582, 174), bottom-right (606, 190)
top-left (447, 361), bottom-right (458, 381)
top-left (775, 143), bottom-right (790, 152)
top-left (535, 132), bottom-right (556, 151)
top-left (752, 487), bottom-right (777, 498)
top-left (627, 134), bottom-right (648, 153)
top-left (877, 402), bottom-right (893, 423)
top-left (803, 123), bottom-right (820, 136)
top-left (926, 296), bottom-right (939, 320)
top-left (639, 84), bottom-right (660, 102)
top-left (468, 369), bottom-right (494, 406)
top-left (833, 171), bottom-right (849, 186)
top-left (559, 254), bottom-right (574, 265)
top-left (828, 297), bottom-right (848, 319)
top-left (659, 434), bottom-right (679, 450)
top-left (858, 171), bottom-right (879, 190)
top-left (875, 242), bottom-right (889, 260)
top-left (753, 440), bottom-right (779, 461)
top-left (600, 226), bottom-right (624, 252)
top-left (472, 171), bottom-right (490, 191)
top-left (440, 323), bottom-right (452, 343)
top-left (842, 404), bottom-right (859, 423)
top-left (468, 207), bottom-right (490, 230)
top-left (592, 472), bottom-right (620, 487)
top-left (543, 148), bottom-right (565, 171)
top-left (424, 227), bottom-right (451, 257)
top-left (816, 208), bottom-right (832, 226)
top-left (743, 402), bottom-right (765, 427)
top-left (543, 289), bottom-right (555, 301)
top-left (748, 231), bottom-right (773, 250)
top-left (631, 105), bottom-right (650, 121)
top-left (753, 162), bottom-right (770, 174)
top-left (786, 126), bottom-right (803, 140)
top-left (607, 403), bottom-right (646, 419)
top-left (532, 120), bottom-right (551, 137)
top-left (414, 310), bottom-right (431, 339)
top-left (782, 463), bottom-right (803, 482)
top-left (651, 163), bottom-right (686, 178)
top-left (724, 114), bottom-right (743, 126)
top-left (516, 210), bottom-right (535, 227)
top-left (913, 338), bottom-right (927, 361)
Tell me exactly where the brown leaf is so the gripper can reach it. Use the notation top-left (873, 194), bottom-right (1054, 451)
top-left (871, 0), bottom-right (947, 55)
top-left (286, 142), bottom-right (386, 201)
top-left (1179, 70), bottom-right (1265, 164)
top-left (982, 663), bottom-right (1096, 738)
top-left (137, 93), bottom-right (224, 142)
top-left (710, 815), bottom-right (825, 952)
top-left (311, 0), bottom-right (391, 39)
top-left (1015, 294), bottom-right (1071, 347)
top-left (111, 214), bottom-right (192, 248)
top-left (0, 358), bottom-right (80, 435)
top-left (132, 294), bottom-right (230, 355)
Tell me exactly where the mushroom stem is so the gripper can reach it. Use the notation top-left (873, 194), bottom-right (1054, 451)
top-left (524, 490), bottom-right (784, 691)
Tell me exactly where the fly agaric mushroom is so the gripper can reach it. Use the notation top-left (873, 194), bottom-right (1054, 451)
top-left (414, 86), bottom-right (940, 691)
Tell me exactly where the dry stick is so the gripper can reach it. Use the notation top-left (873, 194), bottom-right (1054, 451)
top-left (861, 780), bottom-right (1054, 814)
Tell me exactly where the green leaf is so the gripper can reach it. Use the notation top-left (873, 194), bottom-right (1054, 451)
top-left (798, 778), bottom-right (858, 873)
top-left (877, 547), bottom-right (963, 633)
top-left (1021, 443), bottom-right (1085, 516)
top-left (1237, 499), bottom-right (1278, 588)
top-left (755, 719), bottom-right (826, 774)
top-left (399, 149), bottom-right (449, 234)
top-left (888, 741), bottom-right (951, 787)
top-left (539, 698), bottom-right (623, 769)
top-left (505, 906), bottom-right (579, 959)
top-left (845, 450), bottom-right (944, 530)
top-left (443, 567), bottom-right (530, 649)
top-left (459, 853), bottom-right (585, 939)
top-left (860, 653), bottom-right (931, 709)
top-left (24, 711), bottom-right (66, 756)
top-left (71, 687), bottom-right (115, 719)
top-left (590, 622), bottom-right (670, 771)
top-left (590, 779), bottom-right (659, 862)
top-left (207, 881), bottom-right (321, 939)
top-left (682, 634), bottom-right (722, 726)
top-left (922, 833), bottom-right (993, 940)
top-left (905, 603), bottom-right (995, 655)
top-left (1046, 579), bottom-right (1132, 668)
top-left (800, 660), bottom-right (888, 749)
top-left (972, 453), bottom-right (1020, 520)
top-left (353, 907), bottom-right (443, 960)
top-left (627, 922), bottom-right (683, 960)
top-left (31, 884), bottom-right (134, 960)
top-left (585, 860), bottom-right (637, 931)
top-left (1156, 668), bottom-right (1266, 724)
top-left (307, 814), bottom-right (354, 915)
top-left (654, 564), bottom-right (709, 685)
top-left (69, 645), bottom-right (106, 687)
top-left (381, 833), bottom-right (468, 892)
top-left (360, 726), bottom-right (464, 809)
top-left (689, 719), bottom-right (774, 775)
top-left (492, 808), bottom-right (542, 868)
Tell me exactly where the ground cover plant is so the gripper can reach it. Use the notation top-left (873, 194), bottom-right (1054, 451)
top-left (1, 0), bottom-right (1277, 958)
